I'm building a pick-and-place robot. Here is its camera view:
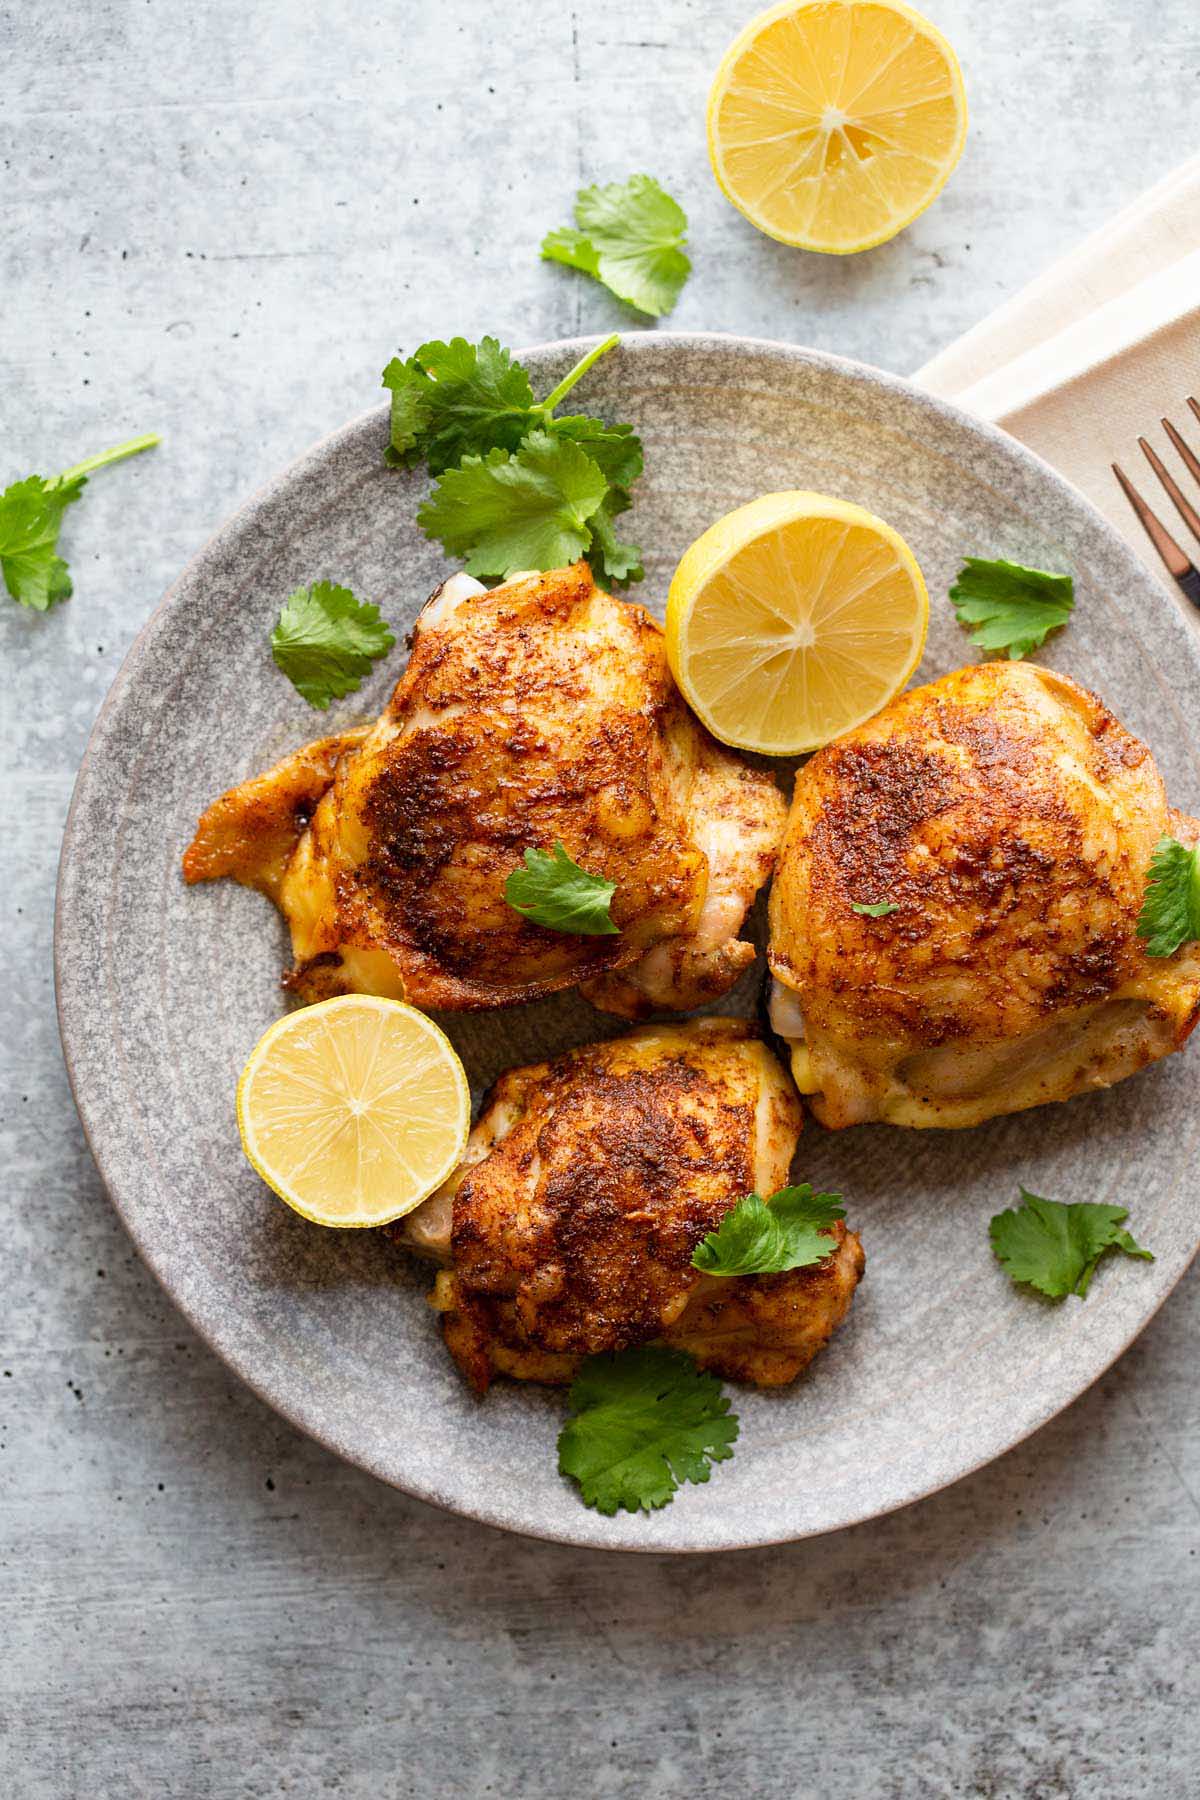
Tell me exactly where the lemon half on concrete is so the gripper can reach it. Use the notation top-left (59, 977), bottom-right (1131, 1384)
top-left (708, 0), bottom-right (967, 253)
top-left (666, 491), bottom-right (928, 755)
top-left (237, 995), bottom-right (470, 1227)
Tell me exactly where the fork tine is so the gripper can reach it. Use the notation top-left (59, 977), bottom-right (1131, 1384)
top-left (1112, 461), bottom-right (1194, 579)
top-left (1138, 434), bottom-right (1200, 549)
top-left (1164, 417), bottom-right (1200, 489)
top-left (1190, 396), bottom-right (1200, 428)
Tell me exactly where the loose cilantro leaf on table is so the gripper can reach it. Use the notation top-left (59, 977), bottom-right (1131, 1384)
top-left (504, 840), bottom-right (619, 936)
top-left (851, 900), bottom-right (899, 917)
top-left (271, 581), bottom-right (395, 709)
top-left (557, 1347), bottom-right (738, 1515)
top-left (950, 557), bottom-right (1074, 659)
top-left (382, 333), bottom-right (645, 587)
top-left (1, 434), bottom-right (159, 611)
top-left (542, 175), bottom-right (692, 317)
top-left (989, 1187), bottom-right (1153, 1300)
top-left (692, 1185), bottom-right (845, 1278)
top-left (1137, 835), bottom-right (1200, 958)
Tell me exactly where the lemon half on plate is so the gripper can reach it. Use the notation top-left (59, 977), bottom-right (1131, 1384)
top-left (237, 995), bottom-right (470, 1227)
top-left (708, 0), bottom-right (968, 253)
top-left (666, 491), bottom-right (928, 755)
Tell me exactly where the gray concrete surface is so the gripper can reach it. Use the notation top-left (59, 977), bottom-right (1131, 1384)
top-left (3, 2), bottom-right (1198, 1794)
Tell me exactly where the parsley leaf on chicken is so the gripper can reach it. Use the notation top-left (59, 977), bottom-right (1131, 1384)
top-left (1137, 835), bottom-right (1200, 958)
top-left (542, 175), bottom-right (692, 317)
top-left (989, 1187), bottom-right (1153, 1300)
top-left (950, 556), bottom-right (1075, 659)
top-left (504, 839), bottom-right (619, 935)
top-left (692, 1185), bottom-right (845, 1277)
top-left (271, 581), bottom-right (396, 709)
top-left (1, 434), bottom-right (159, 611)
top-left (557, 1347), bottom-right (738, 1515)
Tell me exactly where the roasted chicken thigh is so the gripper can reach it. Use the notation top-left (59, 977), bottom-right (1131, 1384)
top-left (185, 564), bottom-right (785, 1016)
top-left (768, 660), bottom-right (1200, 1128)
top-left (394, 1018), bottom-right (864, 1392)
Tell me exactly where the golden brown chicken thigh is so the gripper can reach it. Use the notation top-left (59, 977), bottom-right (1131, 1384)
top-left (184, 565), bottom-right (784, 1015)
top-left (393, 1019), bottom-right (864, 1392)
top-left (768, 660), bottom-right (1200, 1128)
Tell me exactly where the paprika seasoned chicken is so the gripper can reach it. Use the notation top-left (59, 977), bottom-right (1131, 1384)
top-left (393, 1018), bottom-right (864, 1392)
top-left (184, 564), bottom-right (785, 1016)
top-left (768, 660), bottom-right (1200, 1129)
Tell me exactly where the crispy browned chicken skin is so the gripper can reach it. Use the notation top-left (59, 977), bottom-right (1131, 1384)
top-left (393, 1019), bottom-right (864, 1393)
top-left (183, 564), bottom-right (785, 1015)
top-left (768, 661), bottom-right (1200, 1128)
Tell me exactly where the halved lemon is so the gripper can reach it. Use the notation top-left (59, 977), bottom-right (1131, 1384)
top-left (665, 491), bottom-right (928, 755)
top-left (708, 0), bottom-right (967, 253)
top-left (236, 996), bottom-right (470, 1227)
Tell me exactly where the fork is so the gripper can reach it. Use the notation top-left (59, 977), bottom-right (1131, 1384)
top-left (1113, 396), bottom-right (1200, 609)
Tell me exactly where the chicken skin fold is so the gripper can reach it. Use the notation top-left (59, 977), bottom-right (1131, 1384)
top-left (393, 1018), bottom-right (864, 1393)
top-left (768, 660), bottom-right (1200, 1129)
top-left (183, 564), bottom-right (785, 1016)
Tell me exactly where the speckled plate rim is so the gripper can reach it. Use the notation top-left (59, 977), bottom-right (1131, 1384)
top-left (55, 331), bottom-right (1200, 1554)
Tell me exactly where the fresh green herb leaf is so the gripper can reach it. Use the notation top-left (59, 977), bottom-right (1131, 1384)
top-left (989, 1187), bottom-right (1153, 1300)
top-left (542, 175), bottom-right (691, 318)
top-left (381, 334), bottom-right (646, 587)
top-left (692, 1185), bottom-right (845, 1278)
top-left (1137, 835), bottom-right (1200, 958)
top-left (1, 435), bottom-right (159, 610)
top-left (949, 557), bottom-right (1074, 659)
top-left (382, 336), bottom-right (538, 474)
top-left (270, 581), bottom-right (396, 709)
top-left (587, 492), bottom-right (645, 587)
top-left (504, 839), bottom-right (619, 935)
top-left (557, 1346), bottom-right (738, 1515)
top-left (418, 432), bottom-right (609, 580)
top-left (851, 901), bottom-right (900, 917)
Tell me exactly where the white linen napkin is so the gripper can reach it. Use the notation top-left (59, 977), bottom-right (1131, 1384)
top-left (915, 155), bottom-right (1200, 623)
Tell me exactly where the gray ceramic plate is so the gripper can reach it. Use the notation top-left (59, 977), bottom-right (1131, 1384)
top-left (56, 334), bottom-right (1200, 1552)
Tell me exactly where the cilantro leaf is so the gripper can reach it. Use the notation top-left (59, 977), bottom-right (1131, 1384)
top-left (557, 1347), bottom-right (738, 1515)
top-left (950, 557), bottom-right (1075, 659)
top-left (542, 175), bottom-right (691, 317)
top-left (417, 432), bottom-right (608, 580)
top-left (270, 581), bottom-right (396, 709)
top-left (0, 474), bottom-right (86, 610)
top-left (851, 901), bottom-right (899, 917)
top-left (379, 334), bottom-right (647, 588)
top-left (382, 336), bottom-right (538, 474)
top-left (1137, 835), bottom-right (1200, 958)
top-left (504, 840), bottom-right (619, 935)
top-left (989, 1187), bottom-right (1153, 1300)
top-left (692, 1185), bottom-right (844, 1278)
top-left (1, 434), bottom-right (158, 611)
top-left (587, 492), bottom-right (644, 587)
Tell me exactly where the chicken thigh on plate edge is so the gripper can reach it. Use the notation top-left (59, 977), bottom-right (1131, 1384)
top-left (184, 562), bottom-right (786, 1016)
top-left (768, 660), bottom-right (1200, 1129)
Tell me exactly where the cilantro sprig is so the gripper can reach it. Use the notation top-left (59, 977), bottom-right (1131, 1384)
top-left (989, 1187), bottom-right (1153, 1300)
top-left (557, 1347), bottom-right (738, 1515)
top-left (1137, 835), bottom-right (1200, 958)
top-left (542, 175), bottom-right (692, 318)
top-left (504, 841), bottom-right (619, 936)
top-left (692, 1185), bottom-right (844, 1278)
top-left (950, 556), bottom-right (1075, 659)
top-left (851, 900), bottom-right (899, 918)
top-left (1, 434), bottom-right (159, 611)
top-left (271, 581), bottom-right (395, 709)
top-left (382, 333), bottom-right (644, 586)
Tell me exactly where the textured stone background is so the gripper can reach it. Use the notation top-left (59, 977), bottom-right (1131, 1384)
top-left (3, 2), bottom-right (1199, 1794)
